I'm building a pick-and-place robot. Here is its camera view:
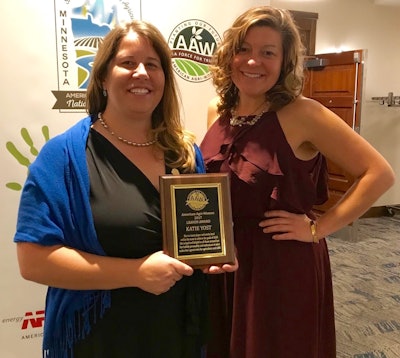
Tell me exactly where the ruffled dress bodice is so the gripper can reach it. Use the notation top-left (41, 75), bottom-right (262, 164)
top-left (201, 111), bottom-right (328, 224)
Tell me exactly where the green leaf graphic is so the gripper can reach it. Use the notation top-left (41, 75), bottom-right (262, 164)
top-left (5, 125), bottom-right (50, 191)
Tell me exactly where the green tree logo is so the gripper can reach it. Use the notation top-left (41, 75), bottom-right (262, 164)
top-left (168, 19), bottom-right (221, 83)
top-left (6, 126), bottom-right (50, 191)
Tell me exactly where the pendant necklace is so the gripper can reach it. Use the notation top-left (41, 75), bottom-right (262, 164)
top-left (97, 112), bottom-right (157, 147)
top-left (230, 102), bottom-right (268, 127)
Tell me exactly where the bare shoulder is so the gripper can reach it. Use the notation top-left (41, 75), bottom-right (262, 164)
top-left (207, 96), bottom-right (221, 129)
top-left (276, 96), bottom-right (344, 159)
top-left (280, 96), bottom-right (325, 119)
top-left (279, 95), bottom-right (344, 132)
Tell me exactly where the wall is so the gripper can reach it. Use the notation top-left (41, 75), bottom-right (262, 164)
top-left (272, 0), bottom-right (400, 207)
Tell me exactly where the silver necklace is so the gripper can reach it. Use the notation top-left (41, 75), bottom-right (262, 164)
top-left (97, 112), bottom-right (157, 147)
top-left (230, 102), bottom-right (268, 127)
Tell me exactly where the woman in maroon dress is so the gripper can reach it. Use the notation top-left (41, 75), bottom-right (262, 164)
top-left (200, 6), bottom-right (394, 358)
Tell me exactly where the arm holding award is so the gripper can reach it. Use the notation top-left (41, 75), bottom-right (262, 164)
top-left (13, 20), bottom-right (237, 358)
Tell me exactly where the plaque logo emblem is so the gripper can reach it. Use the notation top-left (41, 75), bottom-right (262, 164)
top-left (186, 190), bottom-right (209, 211)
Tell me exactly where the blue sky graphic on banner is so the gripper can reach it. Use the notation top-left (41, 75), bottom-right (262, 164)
top-left (70, 16), bottom-right (111, 89)
top-left (52, 0), bottom-right (141, 112)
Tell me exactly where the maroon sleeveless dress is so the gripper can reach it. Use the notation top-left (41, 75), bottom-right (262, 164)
top-left (200, 111), bottom-right (336, 358)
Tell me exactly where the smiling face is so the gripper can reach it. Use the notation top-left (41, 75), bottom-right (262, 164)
top-left (102, 30), bottom-right (165, 120)
top-left (231, 25), bottom-right (283, 103)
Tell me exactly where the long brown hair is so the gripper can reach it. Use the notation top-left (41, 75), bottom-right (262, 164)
top-left (210, 6), bottom-right (305, 114)
top-left (86, 20), bottom-right (196, 172)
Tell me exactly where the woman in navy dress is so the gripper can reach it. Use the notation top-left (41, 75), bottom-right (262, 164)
top-left (14, 20), bottom-right (237, 358)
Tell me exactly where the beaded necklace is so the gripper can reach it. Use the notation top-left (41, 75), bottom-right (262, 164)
top-left (97, 112), bottom-right (157, 147)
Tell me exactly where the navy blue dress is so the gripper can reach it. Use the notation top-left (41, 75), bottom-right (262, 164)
top-left (72, 130), bottom-right (207, 358)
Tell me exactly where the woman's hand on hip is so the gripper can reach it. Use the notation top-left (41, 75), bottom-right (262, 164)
top-left (259, 210), bottom-right (314, 243)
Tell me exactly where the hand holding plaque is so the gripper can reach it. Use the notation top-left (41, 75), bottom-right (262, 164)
top-left (159, 173), bottom-right (235, 268)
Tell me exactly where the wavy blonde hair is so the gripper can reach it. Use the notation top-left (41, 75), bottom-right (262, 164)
top-left (86, 20), bottom-right (196, 172)
top-left (211, 6), bottom-right (305, 114)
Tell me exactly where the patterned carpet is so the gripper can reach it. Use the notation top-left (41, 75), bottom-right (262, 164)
top-left (327, 213), bottom-right (400, 358)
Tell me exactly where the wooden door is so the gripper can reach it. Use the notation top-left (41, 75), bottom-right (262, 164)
top-left (303, 50), bottom-right (365, 213)
top-left (290, 10), bottom-right (318, 56)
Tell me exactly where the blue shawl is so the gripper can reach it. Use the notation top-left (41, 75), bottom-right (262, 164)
top-left (14, 115), bottom-right (206, 357)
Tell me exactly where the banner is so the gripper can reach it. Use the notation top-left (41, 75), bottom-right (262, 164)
top-left (0, 0), bottom-right (265, 356)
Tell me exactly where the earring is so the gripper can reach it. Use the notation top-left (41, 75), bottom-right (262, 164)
top-left (102, 89), bottom-right (107, 97)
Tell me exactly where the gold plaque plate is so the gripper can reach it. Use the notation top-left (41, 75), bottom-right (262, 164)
top-left (160, 173), bottom-right (235, 268)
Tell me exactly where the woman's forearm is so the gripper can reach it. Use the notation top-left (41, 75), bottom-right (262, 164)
top-left (16, 242), bottom-right (142, 290)
top-left (316, 162), bottom-right (395, 239)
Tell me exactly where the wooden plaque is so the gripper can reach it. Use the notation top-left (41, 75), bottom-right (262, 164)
top-left (159, 173), bottom-right (235, 268)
